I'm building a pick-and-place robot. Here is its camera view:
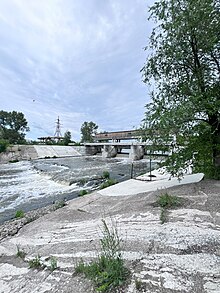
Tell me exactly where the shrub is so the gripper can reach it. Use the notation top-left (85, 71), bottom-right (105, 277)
top-left (75, 219), bottom-right (129, 292)
top-left (15, 210), bottom-right (25, 218)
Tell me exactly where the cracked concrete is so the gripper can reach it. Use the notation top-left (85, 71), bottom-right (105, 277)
top-left (0, 179), bottom-right (220, 292)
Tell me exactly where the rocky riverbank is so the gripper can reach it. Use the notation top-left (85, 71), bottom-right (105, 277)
top-left (0, 178), bottom-right (220, 293)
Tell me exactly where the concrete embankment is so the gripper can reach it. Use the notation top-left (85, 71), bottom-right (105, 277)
top-left (0, 179), bottom-right (220, 292)
top-left (0, 145), bottom-right (85, 163)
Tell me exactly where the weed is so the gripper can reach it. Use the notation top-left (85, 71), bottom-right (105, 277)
top-left (49, 256), bottom-right (58, 271)
top-left (135, 278), bottom-right (145, 291)
top-left (79, 178), bottom-right (88, 186)
top-left (157, 193), bottom-right (181, 224)
top-left (79, 189), bottom-right (88, 196)
top-left (16, 245), bottom-right (26, 259)
top-left (102, 171), bottom-right (110, 179)
top-left (100, 179), bottom-right (117, 190)
top-left (157, 193), bottom-right (180, 208)
top-left (54, 200), bottom-right (66, 209)
top-left (15, 210), bottom-right (25, 218)
top-left (29, 255), bottom-right (44, 269)
top-left (75, 219), bottom-right (129, 292)
top-left (160, 208), bottom-right (167, 224)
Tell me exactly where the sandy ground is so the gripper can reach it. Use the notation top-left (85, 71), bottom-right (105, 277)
top-left (0, 175), bottom-right (220, 293)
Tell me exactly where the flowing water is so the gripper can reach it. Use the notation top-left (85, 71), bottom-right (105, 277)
top-left (0, 156), bottom-right (155, 223)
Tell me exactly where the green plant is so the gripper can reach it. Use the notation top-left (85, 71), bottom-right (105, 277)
top-left (157, 193), bottom-right (180, 208)
top-left (99, 179), bottom-right (117, 190)
top-left (75, 219), bottom-right (129, 292)
top-left (157, 193), bottom-right (181, 224)
top-left (16, 245), bottom-right (26, 259)
top-left (29, 255), bottom-right (43, 269)
top-left (79, 189), bottom-right (88, 196)
top-left (0, 139), bottom-right (9, 153)
top-left (102, 171), bottom-right (110, 179)
top-left (135, 278), bottom-right (144, 291)
top-left (54, 200), bottom-right (66, 209)
top-left (15, 210), bottom-right (25, 218)
top-left (49, 256), bottom-right (57, 271)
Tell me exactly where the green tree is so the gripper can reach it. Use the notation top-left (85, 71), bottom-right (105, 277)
top-left (141, 0), bottom-right (220, 178)
top-left (0, 110), bottom-right (29, 144)
top-left (80, 121), bottom-right (98, 143)
top-left (63, 130), bottom-right (71, 145)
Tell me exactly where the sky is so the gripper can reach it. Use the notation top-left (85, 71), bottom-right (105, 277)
top-left (0, 0), bottom-right (154, 141)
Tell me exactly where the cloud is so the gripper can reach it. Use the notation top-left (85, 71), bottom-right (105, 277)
top-left (0, 0), bottom-right (154, 141)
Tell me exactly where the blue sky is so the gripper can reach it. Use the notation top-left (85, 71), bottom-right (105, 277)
top-left (0, 0), bottom-right (154, 141)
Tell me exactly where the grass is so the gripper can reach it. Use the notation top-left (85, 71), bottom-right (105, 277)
top-left (16, 245), bottom-right (26, 259)
top-left (29, 255), bottom-right (44, 269)
top-left (79, 189), bottom-right (88, 196)
top-left (49, 256), bottom-right (58, 271)
top-left (157, 193), bottom-right (180, 208)
top-left (75, 219), bottom-right (129, 292)
top-left (99, 179), bottom-right (117, 190)
top-left (102, 171), bottom-right (110, 179)
top-left (54, 200), bottom-right (66, 209)
top-left (157, 193), bottom-right (181, 224)
top-left (15, 210), bottom-right (25, 218)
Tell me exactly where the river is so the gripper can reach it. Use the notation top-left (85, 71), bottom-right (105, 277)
top-left (0, 156), bottom-right (155, 223)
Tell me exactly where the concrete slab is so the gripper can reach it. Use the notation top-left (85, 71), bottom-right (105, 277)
top-left (0, 179), bottom-right (220, 293)
top-left (98, 173), bottom-right (204, 196)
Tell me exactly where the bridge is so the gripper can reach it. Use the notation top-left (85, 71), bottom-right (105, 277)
top-left (85, 130), bottom-right (168, 160)
top-left (84, 142), bottom-right (156, 160)
top-left (94, 130), bottom-right (141, 142)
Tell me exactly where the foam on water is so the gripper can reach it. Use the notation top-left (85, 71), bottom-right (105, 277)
top-left (0, 161), bottom-right (79, 213)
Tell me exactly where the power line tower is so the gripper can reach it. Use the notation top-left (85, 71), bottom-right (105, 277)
top-left (54, 116), bottom-right (62, 137)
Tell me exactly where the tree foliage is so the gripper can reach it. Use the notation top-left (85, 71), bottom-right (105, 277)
top-left (0, 110), bottom-right (29, 144)
top-left (141, 0), bottom-right (220, 177)
top-left (80, 121), bottom-right (98, 143)
top-left (63, 130), bottom-right (72, 145)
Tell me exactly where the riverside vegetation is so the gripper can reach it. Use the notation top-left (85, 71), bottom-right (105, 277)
top-left (75, 219), bottom-right (130, 292)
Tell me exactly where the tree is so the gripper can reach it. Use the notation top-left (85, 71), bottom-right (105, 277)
top-left (141, 0), bottom-right (220, 178)
top-left (80, 121), bottom-right (98, 143)
top-left (0, 110), bottom-right (29, 144)
top-left (63, 130), bottom-right (71, 145)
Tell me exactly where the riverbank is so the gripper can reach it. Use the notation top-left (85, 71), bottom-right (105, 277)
top-left (1, 175), bottom-right (220, 292)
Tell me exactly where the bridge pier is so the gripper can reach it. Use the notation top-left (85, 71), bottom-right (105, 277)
top-left (129, 145), bottom-right (145, 161)
top-left (102, 145), bottom-right (118, 158)
top-left (85, 145), bottom-right (100, 156)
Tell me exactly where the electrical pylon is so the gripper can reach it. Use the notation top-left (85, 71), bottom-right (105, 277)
top-left (54, 116), bottom-right (62, 137)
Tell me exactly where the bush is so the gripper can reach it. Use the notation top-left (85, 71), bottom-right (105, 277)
top-left (16, 245), bottom-right (26, 259)
top-left (75, 219), bottom-right (129, 292)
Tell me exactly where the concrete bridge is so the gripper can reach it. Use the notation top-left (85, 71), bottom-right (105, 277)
top-left (84, 142), bottom-right (152, 160)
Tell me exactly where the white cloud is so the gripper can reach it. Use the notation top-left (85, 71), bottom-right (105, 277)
top-left (0, 0), bottom-right (154, 141)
